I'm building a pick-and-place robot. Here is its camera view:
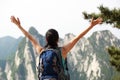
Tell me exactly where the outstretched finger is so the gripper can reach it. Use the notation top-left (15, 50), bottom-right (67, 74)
top-left (17, 17), bottom-right (20, 24)
top-left (10, 16), bottom-right (16, 22)
top-left (91, 17), bottom-right (94, 22)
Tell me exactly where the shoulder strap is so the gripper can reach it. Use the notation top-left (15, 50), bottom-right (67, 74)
top-left (65, 58), bottom-right (69, 71)
top-left (55, 47), bottom-right (64, 69)
top-left (53, 47), bottom-right (69, 71)
top-left (56, 48), bottom-right (70, 80)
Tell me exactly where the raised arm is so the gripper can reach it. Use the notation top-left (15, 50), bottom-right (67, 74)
top-left (10, 16), bottom-right (43, 54)
top-left (62, 17), bottom-right (102, 58)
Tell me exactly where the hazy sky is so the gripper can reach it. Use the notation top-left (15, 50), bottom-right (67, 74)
top-left (0, 0), bottom-right (120, 39)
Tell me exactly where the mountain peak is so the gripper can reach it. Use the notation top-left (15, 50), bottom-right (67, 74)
top-left (90, 30), bottom-right (117, 39)
top-left (28, 26), bottom-right (39, 35)
top-left (95, 30), bottom-right (112, 35)
top-left (64, 33), bottom-right (75, 38)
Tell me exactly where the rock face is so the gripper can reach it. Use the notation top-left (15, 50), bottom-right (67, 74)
top-left (0, 27), bottom-right (120, 80)
top-left (65, 30), bottom-right (120, 80)
top-left (4, 27), bottom-right (46, 80)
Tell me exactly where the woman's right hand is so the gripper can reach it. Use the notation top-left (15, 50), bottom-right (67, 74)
top-left (10, 16), bottom-right (21, 26)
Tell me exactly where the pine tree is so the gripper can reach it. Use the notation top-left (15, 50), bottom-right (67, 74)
top-left (82, 4), bottom-right (120, 74)
top-left (107, 46), bottom-right (120, 71)
top-left (83, 5), bottom-right (120, 29)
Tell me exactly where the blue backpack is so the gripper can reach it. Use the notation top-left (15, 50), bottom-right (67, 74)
top-left (37, 48), bottom-right (70, 80)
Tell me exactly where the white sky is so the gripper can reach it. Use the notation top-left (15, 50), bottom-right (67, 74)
top-left (0, 0), bottom-right (120, 39)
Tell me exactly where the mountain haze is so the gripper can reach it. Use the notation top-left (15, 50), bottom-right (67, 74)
top-left (0, 27), bottom-right (120, 80)
top-left (0, 36), bottom-right (23, 59)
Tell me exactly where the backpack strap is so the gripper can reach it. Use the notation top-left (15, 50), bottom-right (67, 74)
top-left (55, 47), bottom-right (64, 70)
top-left (56, 47), bottom-right (70, 80)
top-left (56, 47), bottom-right (69, 71)
top-left (37, 50), bottom-right (45, 80)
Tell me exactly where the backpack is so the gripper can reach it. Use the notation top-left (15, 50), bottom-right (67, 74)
top-left (37, 47), bottom-right (70, 80)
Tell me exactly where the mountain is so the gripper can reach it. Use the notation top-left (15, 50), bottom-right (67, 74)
top-left (4, 27), bottom-right (46, 80)
top-left (0, 36), bottom-right (23, 80)
top-left (66, 30), bottom-right (120, 80)
top-left (0, 36), bottom-right (23, 59)
top-left (1, 27), bottom-right (120, 80)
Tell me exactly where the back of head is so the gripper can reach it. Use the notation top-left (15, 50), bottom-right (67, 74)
top-left (45, 29), bottom-right (59, 49)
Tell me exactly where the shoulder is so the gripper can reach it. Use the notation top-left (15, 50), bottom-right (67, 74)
top-left (38, 48), bottom-right (45, 55)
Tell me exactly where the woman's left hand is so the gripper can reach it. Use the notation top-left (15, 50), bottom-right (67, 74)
top-left (90, 17), bottom-right (102, 27)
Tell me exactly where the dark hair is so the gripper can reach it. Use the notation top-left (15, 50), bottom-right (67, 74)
top-left (45, 29), bottom-right (59, 49)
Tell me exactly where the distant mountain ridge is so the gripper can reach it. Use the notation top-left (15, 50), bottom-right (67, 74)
top-left (0, 36), bottom-right (23, 59)
top-left (0, 27), bottom-right (120, 80)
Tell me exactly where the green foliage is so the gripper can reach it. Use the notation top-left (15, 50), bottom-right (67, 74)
top-left (28, 41), bottom-right (37, 79)
top-left (11, 58), bottom-right (27, 80)
top-left (18, 38), bottom-right (26, 59)
top-left (1, 72), bottom-right (7, 80)
top-left (107, 46), bottom-right (120, 71)
top-left (10, 37), bottom-right (27, 80)
top-left (11, 63), bottom-right (17, 80)
top-left (112, 73), bottom-right (120, 80)
top-left (83, 12), bottom-right (100, 20)
top-left (17, 62), bottom-right (27, 80)
top-left (82, 5), bottom-right (120, 28)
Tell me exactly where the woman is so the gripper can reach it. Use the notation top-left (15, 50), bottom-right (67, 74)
top-left (10, 16), bottom-right (102, 80)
